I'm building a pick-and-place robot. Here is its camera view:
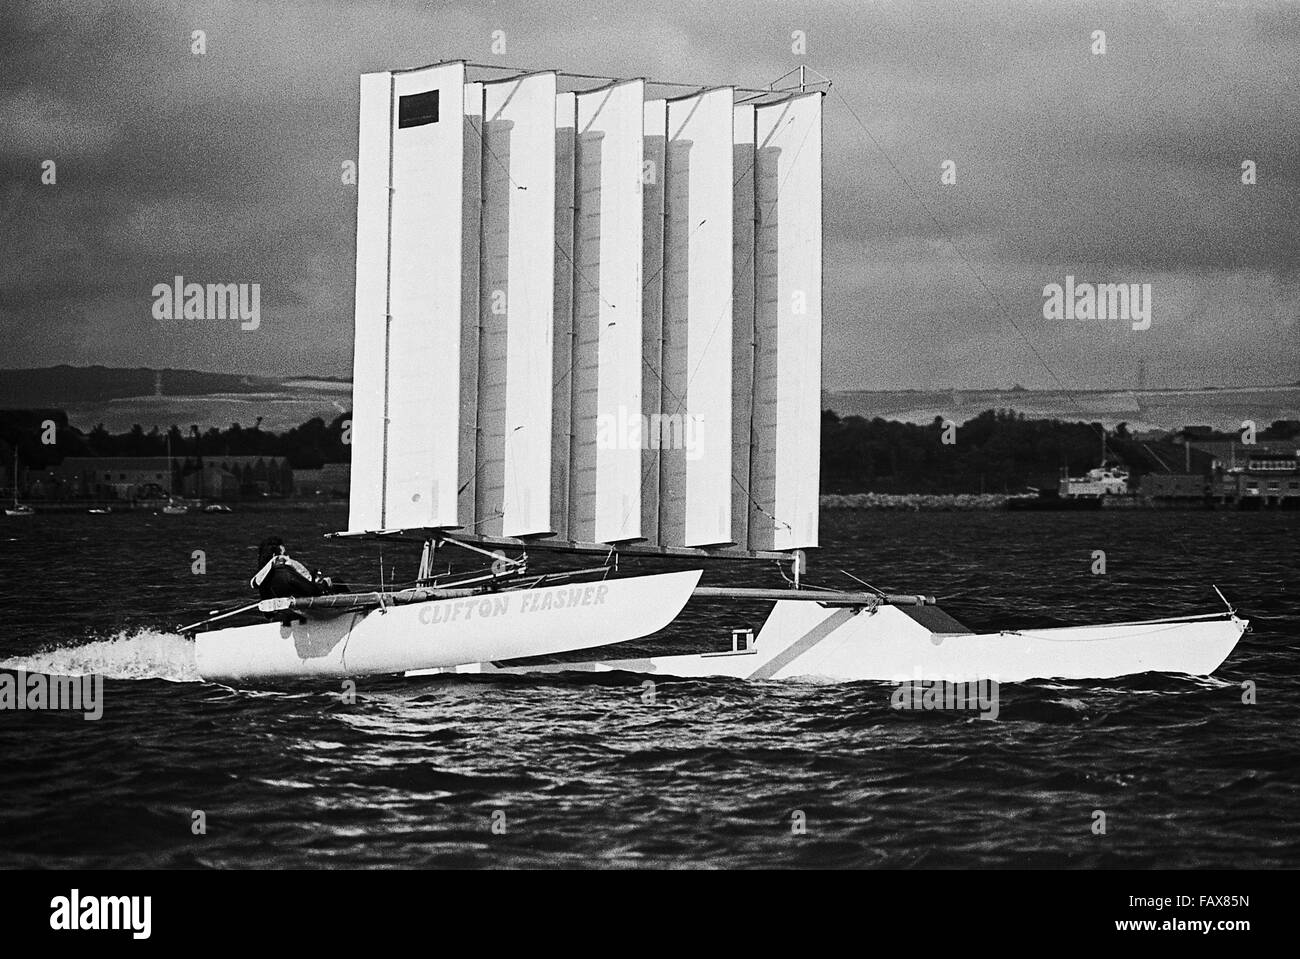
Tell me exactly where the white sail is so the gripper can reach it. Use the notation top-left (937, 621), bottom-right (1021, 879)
top-left (348, 70), bottom-right (393, 533)
top-left (751, 92), bottom-right (822, 550)
top-left (575, 80), bottom-right (645, 543)
top-left (458, 80), bottom-right (484, 523)
top-left (350, 62), bottom-right (465, 532)
top-left (551, 91), bottom-right (577, 541)
top-left (387, 63), bottom-right (466, 529)
top-left (731, 103), bottom-right (757, 550)
top-left (468, 73), bottom-right (557, 538)
top-left (475, 74), bottom-right (509, 535)
top-left (662, 88), bottom-right (734, 548)
top-left (641, 98), bottom-right (668, 547)
top-left (347, 65), bottom-right (821, 557)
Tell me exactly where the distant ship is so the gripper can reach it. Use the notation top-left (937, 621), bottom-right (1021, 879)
top-left (1060, 465), bottom-right (1130, 499)
top-left (1008, 463), bottom-right (1131, 510)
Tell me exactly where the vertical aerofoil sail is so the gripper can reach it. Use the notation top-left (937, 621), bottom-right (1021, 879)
top-left (350, 62), bottom-right (466, 533)
top-left (573, 79), bottom-right (645, 544)
top-left (640, 98), bottom-right (668, 546)
top-left (481, 72), bottom-right (557, 538)
top-left (750, 92), bottom-right (822, 551)
top-left (661, 88), bottom-right (734, 548)
top-left (731, 103), bottom-right (757, 551)
top-left (348, 63), bottom-right (822, 556)
top-left (551, 91), bottom-right (577, 541)
top-left (458, 80), bottom-right (484, 524)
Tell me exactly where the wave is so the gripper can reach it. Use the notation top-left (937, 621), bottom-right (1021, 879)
top-left (0, 629), bottom-right (200, 682)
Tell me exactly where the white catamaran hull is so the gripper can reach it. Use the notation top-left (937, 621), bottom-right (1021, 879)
top-left (421, 601), bottom-right (1248, 683)
top-left (195, 569), bottom-right (702, 682)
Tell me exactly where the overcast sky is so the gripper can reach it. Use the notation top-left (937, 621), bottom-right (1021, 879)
top-left (1, 0), bottom-right (1296, 391)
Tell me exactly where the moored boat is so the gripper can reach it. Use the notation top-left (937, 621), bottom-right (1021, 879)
top-left (6, 451), bottom-right (34, 516)
top-left (160, 435), bottom-right (188, 513)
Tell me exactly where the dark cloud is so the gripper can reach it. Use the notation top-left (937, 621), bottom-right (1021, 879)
top-left (0, 0), bottom-right (1296, 391)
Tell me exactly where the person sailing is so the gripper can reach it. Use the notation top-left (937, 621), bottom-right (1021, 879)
top-left (251, 537), bottom-right (335, 599)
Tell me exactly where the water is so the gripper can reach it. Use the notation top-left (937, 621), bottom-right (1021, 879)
top-left (0, 507), bottom-right (1295, 868)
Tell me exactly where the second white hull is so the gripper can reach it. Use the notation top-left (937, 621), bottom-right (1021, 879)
top-left (421, 601), bottom-right (1248, 683)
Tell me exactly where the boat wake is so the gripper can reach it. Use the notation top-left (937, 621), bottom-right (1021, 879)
top-left (0, 629), bottom-right (201, 683)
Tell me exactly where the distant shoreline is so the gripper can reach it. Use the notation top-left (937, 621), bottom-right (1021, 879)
top-left (821, 493), bottom-right (1010, 510)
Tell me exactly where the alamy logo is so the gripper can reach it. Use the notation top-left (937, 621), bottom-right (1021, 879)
top-left (1042, 275), bottom-right (1151, 330)
top-left (891, 675), bottom-right (1000, 721)
top-left (151, 275), bottom-right (261, 330)
top-left (0, 669), bottom-right (102, 720)
top-left (596, 407), bottom-right (705, 460)
top-left (50, 890), bottom-right (151, 939)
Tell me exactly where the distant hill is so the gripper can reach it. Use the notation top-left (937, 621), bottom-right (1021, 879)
top-left (0, 366), bottom-right (352, 432)
top-left (824, 385), bottom-right (1300, 434)
top-left (2, 366), bottom-right (1296, 436)
top-left (0, 366), bottom-right (297, 405)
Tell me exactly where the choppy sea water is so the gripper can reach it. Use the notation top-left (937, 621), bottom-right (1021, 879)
top-left (0, 506), bottom-right (1295, 868)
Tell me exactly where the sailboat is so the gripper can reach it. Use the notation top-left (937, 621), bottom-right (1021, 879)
top-left (5, 449), bottom-right (34, 516)
top-left (186, 61), bottom-right (1247, 683)
top-left (162, 433), bottom-right (188, 514)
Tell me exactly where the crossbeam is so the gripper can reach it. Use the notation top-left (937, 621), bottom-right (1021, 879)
top-left (258, 586), bottom-right (482, 613)
top-left (691, 587), bottom-right (935, 607)
top-left (327, 528), bottom-right (795, 561)
top-left (258, 583), bottom-right (934, 617)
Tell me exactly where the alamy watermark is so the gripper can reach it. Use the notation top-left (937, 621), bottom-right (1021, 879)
top-left (596, 407), bottom-right (705, 460)
top-left (151, 275), bottom-right (261, 330)
top-left (1042, 275), bottom-right (1151, 330)
top-left (0, 669), bottom-right (103, 720)
top-left (50, 890), bottom-right (150, 939)
top-left (890, 673), bottom-right (1000, 721)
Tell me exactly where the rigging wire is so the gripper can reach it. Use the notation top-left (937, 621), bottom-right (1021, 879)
top-left (828, 88), bottom-right (1107, 438)
top-left (461, 60), bottom-right (775, 95)
top-left (477, 100), bottom-right (800, 542)
top-left (613, 97), bottom-right (820, 539)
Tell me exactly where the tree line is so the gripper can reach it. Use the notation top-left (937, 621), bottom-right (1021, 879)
top-left (4, 407), bottom-right (1297, 493)
top-left (0, 411), bottom-right (351, 470)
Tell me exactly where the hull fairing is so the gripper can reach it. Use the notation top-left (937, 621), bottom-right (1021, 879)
top-left (194, 569), bottom-right (701, 682)
top-left (417, 602), bottom-right (1247, 684)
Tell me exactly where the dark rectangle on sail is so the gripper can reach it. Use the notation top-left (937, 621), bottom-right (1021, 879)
top-left (398, 89), bottom-right (440, 127)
